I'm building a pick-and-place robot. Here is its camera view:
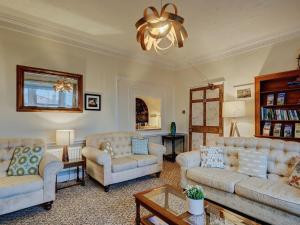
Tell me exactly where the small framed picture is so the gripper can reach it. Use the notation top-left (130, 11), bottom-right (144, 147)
top-left (85, 93), bottom-right (101, 111)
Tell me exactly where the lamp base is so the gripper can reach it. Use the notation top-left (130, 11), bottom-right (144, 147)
top-left (229, 120), bottom-right (240, 137)
top-left (62, 146), bottom-right (69, 162)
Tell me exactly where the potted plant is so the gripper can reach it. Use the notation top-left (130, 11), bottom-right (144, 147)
top-left (184, 185), bottom-right (205, 215)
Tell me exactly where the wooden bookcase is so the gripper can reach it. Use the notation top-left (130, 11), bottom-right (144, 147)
top-left (255, 69), bottom-right (300, 142)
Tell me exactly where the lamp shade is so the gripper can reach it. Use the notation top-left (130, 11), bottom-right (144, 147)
top-left (56, 130), bottom-right (75, 146)
top-left (222, 101), bottom-right (246, 118)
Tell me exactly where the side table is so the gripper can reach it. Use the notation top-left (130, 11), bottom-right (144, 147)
top-left (56, 158), bottom-right (85, 192)
top-left (162, 134), bottom-right (185, 162)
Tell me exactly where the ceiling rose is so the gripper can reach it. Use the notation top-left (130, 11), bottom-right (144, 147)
top-left (135, 3), bottom-right (188, 53)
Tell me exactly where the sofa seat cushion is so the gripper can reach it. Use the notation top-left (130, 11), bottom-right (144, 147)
top-left (186, 167), bottom-right (249, 193)
top-left (130, 155), bottom-right (157, 167)
top-left (235, 177), bottom-right (300, 216)
top-left (0, 175), bottom-right (43, 198)
top-left (111, 157), bottom-right (138, 173)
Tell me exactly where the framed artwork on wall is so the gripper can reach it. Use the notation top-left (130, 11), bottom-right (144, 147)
top-left (234, 82), bottom-right (254, 100)
top-left (85, 93), bottom-right (101, 111)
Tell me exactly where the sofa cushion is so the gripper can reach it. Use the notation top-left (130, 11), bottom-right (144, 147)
top-left (130, 155), bottom-right (157, 167)
top-left (288, 160), bottom-right (300, 189)
top-left (111, 157), bottom-right (138, 173)
top-left (186, 167), bottom-right (249, 193)
top-left (235, 177), bottom-right (300, 216)
top-left (132, 138), bottom-right (149, 155)
top-left (200, 146), bottom-right (225, 168)
top-left (0, 175), bottom-right (43, 198)
top-left (8, 146), bottom-right (44, 176)
top-left (238, 150), bottom-right (268, 178)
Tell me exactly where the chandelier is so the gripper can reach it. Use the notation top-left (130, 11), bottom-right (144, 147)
top-left (135, 3), bottom-right (188, 53)
top-left (53, 79), bottom-right (73, 92)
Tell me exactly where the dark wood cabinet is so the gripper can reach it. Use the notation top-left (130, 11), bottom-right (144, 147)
top-left (255, 69), bottom-right (300, 142)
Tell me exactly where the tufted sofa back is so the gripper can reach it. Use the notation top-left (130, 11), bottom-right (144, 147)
top-left (0, 138), bottom-right (46, 178)
top-left (215, 137), bottom-right (300, 179)
top-left (86, 132), bottom-right (136, 158)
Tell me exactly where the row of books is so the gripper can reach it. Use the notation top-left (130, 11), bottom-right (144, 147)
top-left (263, 123), bottom-right (300, 138)
top-left (261, 108), bottom-right (300, 121)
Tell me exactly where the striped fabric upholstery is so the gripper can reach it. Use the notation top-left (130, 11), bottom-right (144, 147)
top-left (238, 150), bottom-right (268, 178)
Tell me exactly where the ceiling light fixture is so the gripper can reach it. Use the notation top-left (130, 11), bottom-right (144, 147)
top-left (53, 79), bottom-right (73, 92)
top-left (135, 2), bottom-right (188, 53)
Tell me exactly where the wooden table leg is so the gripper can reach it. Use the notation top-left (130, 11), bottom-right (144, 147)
top-left (82, 165), bottom-right (85, 186)
top-left (77, 166), bottom-right (80, 182)
top-left (172, 139), bottom-right (176, 162)
top-left (135, 199), bottom-right (141, 225)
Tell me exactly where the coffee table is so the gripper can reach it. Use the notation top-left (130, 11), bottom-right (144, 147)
top-left (134, 184), bottom-right (261, 225)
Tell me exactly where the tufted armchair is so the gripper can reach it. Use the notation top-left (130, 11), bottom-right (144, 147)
top-left (177, 137), bottom-right (300, 225)
top-left (0, 138), bottom-right (63, 215)
top-left (82, 132), bottom-right (166, 192)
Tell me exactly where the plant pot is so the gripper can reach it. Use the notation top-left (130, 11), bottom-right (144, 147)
top-left (187, 198), bottom-right (204, 215)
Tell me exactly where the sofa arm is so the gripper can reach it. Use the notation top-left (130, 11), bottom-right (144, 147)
top-left (149, 142), bottom-right (166, 164)
top-left (82, 146), bottom-right (111, 166)
top-left (39, 153), bottom-right (63, 202)
top-left (176, 151), bottom-right (201, 169)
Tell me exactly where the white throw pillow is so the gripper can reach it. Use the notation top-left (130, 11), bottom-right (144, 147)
top-left (100, 141), bottom-right (115, 157)
top-left (238, 150), bottom-right (268, 178)
top-left (200, 146), bottom-right (225, 168)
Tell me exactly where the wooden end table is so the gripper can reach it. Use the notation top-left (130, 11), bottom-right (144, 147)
top-left (134, 184), bottom-right (262, 225)
top-left (162, 134), bottom-right (185, 162)
top-left (56, 158), bottom-right (85, 192)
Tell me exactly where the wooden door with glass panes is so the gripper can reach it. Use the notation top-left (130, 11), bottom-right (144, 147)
top-left (189, 84), bottom-right (224, 150)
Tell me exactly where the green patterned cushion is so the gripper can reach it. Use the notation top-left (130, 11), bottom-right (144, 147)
top-left (7, 146), bottom-right (44, 176)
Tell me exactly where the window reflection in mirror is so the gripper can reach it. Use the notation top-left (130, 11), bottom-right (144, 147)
top-left (23, 72), bottom-right (78, 108)
top-left (136, 96), bottom-right (161, 130)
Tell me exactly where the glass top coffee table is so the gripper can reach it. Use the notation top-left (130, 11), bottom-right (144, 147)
top-left (134, 184), bottom-right (261, 225)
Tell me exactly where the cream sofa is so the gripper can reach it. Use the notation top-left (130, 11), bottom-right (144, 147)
top-left (177, 137), bottom-right (300, 225)
top-left (0, 138), bottom-right (63, 215)
top-left (82, 132), bottom-right (166, 192)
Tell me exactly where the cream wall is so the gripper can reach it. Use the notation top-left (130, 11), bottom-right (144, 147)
top-left (0, 28), bottom-right (176, 143)
top-left (175, 37), bottom-right (300, 137)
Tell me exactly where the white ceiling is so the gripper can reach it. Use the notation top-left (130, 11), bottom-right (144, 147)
top-left (0, 0), bottom-right (300, 69)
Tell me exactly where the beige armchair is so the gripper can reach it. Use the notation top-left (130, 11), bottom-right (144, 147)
top-left (0, 138), bottom-right (63, 215)
top-left (82, 132), bottom-right (166, 192)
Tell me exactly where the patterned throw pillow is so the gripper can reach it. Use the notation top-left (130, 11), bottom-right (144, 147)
top-left (200, 146), bottom-right (225, 168)
top-left (100, 141), bottom-right (115, 157)
top-left (288, 161), bottom-right (300, 189)
top-left (132, 138), bottom-right (149, 155)
top-left (7, 146), bottom-right (44, 176)
top-left (238, 150), bottom-right (268, 178)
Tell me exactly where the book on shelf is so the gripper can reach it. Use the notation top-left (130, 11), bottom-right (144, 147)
top-left (295, 123), bottom-right (300, 138)
top-left (261, 108), bottom-right (300, 121)
top-left (273, 123), bottom-right (282, 137)
top-left (266, 94), bottom-right (274, 106)
top-left (283, 125), bottom-right (293, 138)
top-left (263, 122), bottom-right (271, 136)
top-left (276, 93), bottom-right (286, 105)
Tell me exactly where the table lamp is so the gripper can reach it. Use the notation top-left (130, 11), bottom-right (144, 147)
top-left (56, 130), bottom-right (75, 162)
top-left (222, 101), bottom-right (246, 137)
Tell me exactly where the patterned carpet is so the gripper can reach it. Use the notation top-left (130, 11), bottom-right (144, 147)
top-left (0, 161), bottom-right (181, 225)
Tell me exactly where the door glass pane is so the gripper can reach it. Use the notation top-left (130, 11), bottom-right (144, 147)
top-left (206, 101), bottom-right (219, 126)
top-left (206, 133), bottom-right (219, 146)
top-left (206, 88), bottom-right (219, 99)
top-left (192, 90), bottom-right (203, 100)
top-left (192, 103), bottom-right (203, 126)
top-left (192, 132), bottom-right (203, 151)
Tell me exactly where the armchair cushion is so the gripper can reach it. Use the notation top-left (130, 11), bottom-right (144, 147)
top-left (111, 157), bottom-right (137, 172)
top-left (8, 146), bottom-right (44, 176)
top-left (130, 155), bottom-right (157, 167)
top-left (0, 175), bottom-right (43, 198)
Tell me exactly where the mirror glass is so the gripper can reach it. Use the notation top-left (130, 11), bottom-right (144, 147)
top-left (24, 72), bottom-right (78, 108)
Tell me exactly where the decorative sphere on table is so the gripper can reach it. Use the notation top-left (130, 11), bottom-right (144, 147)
top-left (170, 122), bottom-right (176, 136)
